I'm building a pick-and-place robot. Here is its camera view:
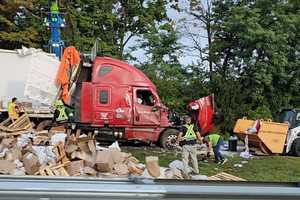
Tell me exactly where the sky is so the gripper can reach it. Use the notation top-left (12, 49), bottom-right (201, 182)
top-left (126, 0), bottom-right (209, 67)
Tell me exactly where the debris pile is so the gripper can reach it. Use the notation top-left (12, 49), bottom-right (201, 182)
top-left (0, 116), bottom-right (246, 180)
top-left (0, 127), bottom-right (188, 179)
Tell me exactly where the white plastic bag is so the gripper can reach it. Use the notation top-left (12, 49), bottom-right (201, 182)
top-left (240, 151), bottom-right (253, 159)
top-left (32, 146), bottom-right (56, 165)
top-left (169, 160), bottom-right (192, 173)
top-left (51, 133), bottom-right (66, 146)
top-left (17, 133), bottom-right (35, 148)
top-left (109, 141), bottom-right (121, 151)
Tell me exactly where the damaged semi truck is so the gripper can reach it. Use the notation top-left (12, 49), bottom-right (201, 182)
top-left (0, 47), bottom-right (214, 149)
top-left (60, 52), bottom-right (215, 148)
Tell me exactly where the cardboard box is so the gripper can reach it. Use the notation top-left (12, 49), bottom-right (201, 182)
top-left (110, 150), bottom-right (130, 164)
top-left (5, 147), bottom-right (22, 161)
top-left (66, 160), bottom-right (84, 176)
top-left (65, 144), bottom-right (78, 154)
top-left (95, 150), bottom-right (113, 172)
top-left (146, 156), bottom-right (160, 178)
top-left (71, 151), bottom-right (94, 163)
top-left (23, 153), bottom-right (40, 175)
top-left (0, 160), bottom-right (16, 174)
top-left (127, 161), bottom-right (144, 175)
top-left (113, 163), bottom-right (129, 175)
top-left (78, 141), bottom-right (90, 153)
top-left (83, 166), bottom-right (97, 176)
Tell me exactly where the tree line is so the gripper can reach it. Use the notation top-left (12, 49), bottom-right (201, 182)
top-left (1, 0), bottom-right (299, 132)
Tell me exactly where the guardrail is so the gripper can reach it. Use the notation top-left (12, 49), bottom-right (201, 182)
top-left (0, 176), bottom-right (299, 200)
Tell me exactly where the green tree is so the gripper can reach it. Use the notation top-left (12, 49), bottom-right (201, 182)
top-left (1, 0), bottom-right (170, 59)
top-left (136, 22), bottom-right (187, 110)
top-left (0, 0), bottom-right (48, 49)
top-left (65, 0), bottom-right (169, 58)
top-left (211, 0), bottom-right (300, 130)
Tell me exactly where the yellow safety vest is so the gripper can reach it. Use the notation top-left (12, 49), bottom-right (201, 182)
top-left (8, 102), bottom-right (19, 120)
top-left (183, 124), bottom-right (197, 141)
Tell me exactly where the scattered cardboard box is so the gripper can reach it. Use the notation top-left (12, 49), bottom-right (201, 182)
top-left (0, 160), bottom-right (16, 174)
top-left (65, 144), bottom-right (78, 154)
top-left (110, 150), bottom-right (130, 164)
top-left (113, 163), bottom-right (129, 175)
top-left (71, 151), bottom-right (94, 163)
top-left (127, 161), bottom-right (144, 175)
top-left (146, 156), bottom-right (160, 178)
top-left (78, 141), bottom-right (90, 153)
top-left (1, 138), bottom-right (15, 147)
top-left (23, 152), bottom-right (40, 175)
top-left (5, 147), bottom-right (22, 161)
top-left (96, 150), bottom-right (113, 172)
top-left (83, 166), bottom-right (97, 176)
top-left (66, 160), bottom-right (84, 176)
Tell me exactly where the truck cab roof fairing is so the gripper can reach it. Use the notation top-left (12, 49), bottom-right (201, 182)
top-left (92, 57), bottom-right (157, 90)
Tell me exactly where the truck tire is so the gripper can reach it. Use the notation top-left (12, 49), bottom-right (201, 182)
top-left (160, 129), bottom-right (179, 149)
top-left (293, 138), bottom-right (300, 157)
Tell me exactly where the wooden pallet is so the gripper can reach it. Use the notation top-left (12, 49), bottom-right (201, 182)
top-left (208, 172), bottom-right (246, 181)
top-left (8, 114), bottom-right (32, 130)
top-left (53, 142), bottom-right (69, 164)
top-left (37, 162), bottom-right (70, 176)
top-left (0, 114), bottom-right (32, 132)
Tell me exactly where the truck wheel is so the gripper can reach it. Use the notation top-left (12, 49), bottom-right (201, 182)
top-left (160, 129), bottom-right (179, 149)
top-left (293, 138), bottom-right (300, 157)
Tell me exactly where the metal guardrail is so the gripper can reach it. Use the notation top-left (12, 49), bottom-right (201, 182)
top-left (0, 176), bottom-right (299, 200)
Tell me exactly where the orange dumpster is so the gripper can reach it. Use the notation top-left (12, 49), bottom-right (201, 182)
top-left (233, 119), bottom-right (289, 154)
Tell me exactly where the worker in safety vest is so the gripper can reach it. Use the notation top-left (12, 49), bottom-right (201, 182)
top-left (8, 97), bottom-right (20, 121)
top-left (54, 100), bottom-right (69, 122)
top-left (176, 115), bottom-right (202, 177)
top-left (203, 133), bottom-right (228, 165)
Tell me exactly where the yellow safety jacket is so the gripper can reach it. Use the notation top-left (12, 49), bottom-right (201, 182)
top-left (183, 124), bottom-right (197, 141)
top-left (8, 102), bottom-right (19, 120)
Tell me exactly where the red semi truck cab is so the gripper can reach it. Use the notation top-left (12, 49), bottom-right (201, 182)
top-left (77, 57), bottom-right (170, 145)
top-left (70, 56), bottom-right (214, 148)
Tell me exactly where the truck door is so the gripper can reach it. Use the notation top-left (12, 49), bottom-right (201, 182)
top-left (92, 85), bottom-right (113, 124)
top-left (133, 87), bottom-right (160, 125)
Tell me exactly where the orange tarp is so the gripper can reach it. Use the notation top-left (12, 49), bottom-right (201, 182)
top-left (56, 46), bottom-right (81, 103)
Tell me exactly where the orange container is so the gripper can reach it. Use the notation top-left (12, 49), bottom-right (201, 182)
top-left (233, 119), bottom-right (289, 154)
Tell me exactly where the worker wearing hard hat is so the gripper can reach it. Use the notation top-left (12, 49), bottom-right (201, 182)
top-left (176, 115), bottom-right (202, 178)
top-left (8, 97), bottom-right (20, 121)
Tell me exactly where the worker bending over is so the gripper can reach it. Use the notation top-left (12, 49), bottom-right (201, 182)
top-left (203, 133), bottom-right (227, 165)
top-left (8, 97), bottom-right (20, 121)
top-left (176, 115), bottom-right (202, 177)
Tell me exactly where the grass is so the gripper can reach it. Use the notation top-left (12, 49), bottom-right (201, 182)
top-left (123, 147), bottom-right (300, 182)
